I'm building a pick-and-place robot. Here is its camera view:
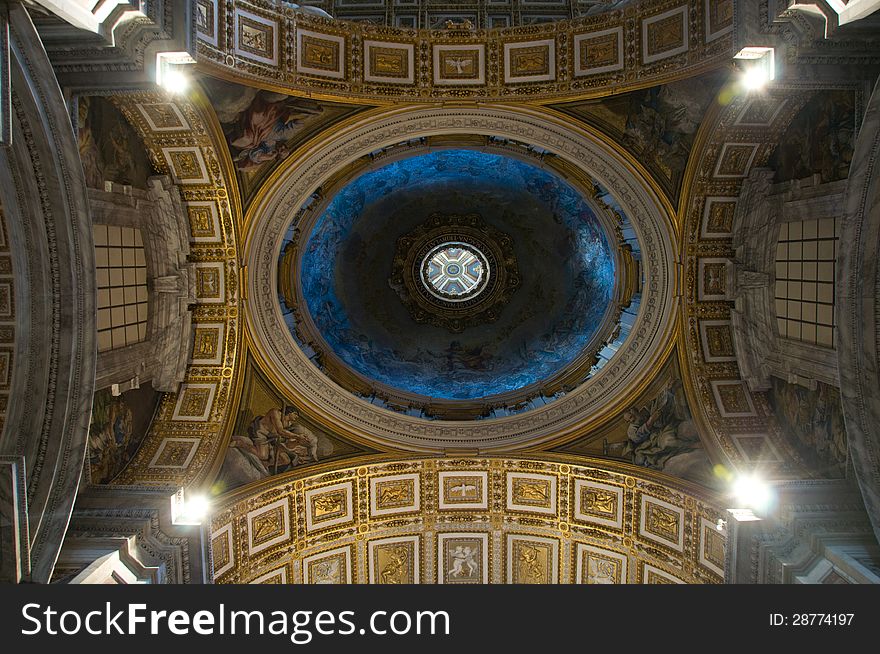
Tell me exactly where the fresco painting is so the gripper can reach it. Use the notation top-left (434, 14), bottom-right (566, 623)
top-left (216, 360), bottom-right (370, 492)
top-left (769, 90), bottom-right (855, 183)
top-left (293, 149), bottom-right (617, 401)
top-left (77, 96), bottom-right (155, 189)
top-left (552, 71), bottom-right (725, 200)
top-left (200, 76), bottom-right (367, 205)
top-left (88, 384), bottom-right (161, 484)
top-left (555, 353), bottom-right (715, 486)
top-left (765, 378), bottom-right (848, 478)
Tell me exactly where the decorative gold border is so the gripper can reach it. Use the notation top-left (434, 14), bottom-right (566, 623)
top-left (195, 0), bottom-right (734, 105)
top-left (209, 455), bottom-right (726, 585)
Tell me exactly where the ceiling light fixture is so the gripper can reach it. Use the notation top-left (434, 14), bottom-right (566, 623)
top-left (734, 46), bottom-right (775, 93)
top-left (731, 474), bottom-right (774, 514)
top-left (156, 52), bottom-right (196, 94)
top-left (171, 488), bottom-right (211, 525)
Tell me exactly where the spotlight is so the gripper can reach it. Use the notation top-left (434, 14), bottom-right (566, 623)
top-left (742, 65), bottom-right (770, 92)
top-left (171, 488), bottom-right (211, 525)
top-left (155, 52), bottom-right (196, 95)
top-left (161, 68), bottom-right (189, 94)
top-left (184, 494), bottom-right (210, 521)
top-left (734, 46), bottom-right (775, 93)
top-left (731, 474), bottom-right (774, 513)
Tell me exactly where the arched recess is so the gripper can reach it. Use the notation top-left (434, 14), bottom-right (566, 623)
top-left (243, 104), bottom-right (679, 452)
top-left (678, 79), bottom-right (865, 478)
top-left (837, 77), bottom-right (880, 542)
top-left (0, 5), bottom-right (96, 582)
top-left (100, 89), bottom-right (244, 490)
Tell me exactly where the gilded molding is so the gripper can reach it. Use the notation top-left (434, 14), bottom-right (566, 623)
top-left (676, 83), bottom-right (843, 472)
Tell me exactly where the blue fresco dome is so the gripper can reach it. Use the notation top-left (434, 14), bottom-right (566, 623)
top-left (294, 149), bottom-right (617, 402)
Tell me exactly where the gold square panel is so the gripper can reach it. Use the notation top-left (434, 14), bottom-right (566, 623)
top-left (194, 262), bottom-right (226, 304)
top-left (369, 472), bottom-right (420, 517)
top-left (250, 566), bottom-right (288, 584)
top-left (574, 543), bottom-right (628, 584)
top-left (0, 350), bottom-right (11, 388)
top-left (699, 320), bottom-right (736, 363)
top-left (713, 143), bottom-right (759, 178)
top-left (304, 481), bottom-right (354, 531)
top-left (697, 257), bottom-right (731, 301)
top-left (186, 201), bottom-right (222, 243)
top-left (639, 495), bottom-right (685, 551)
top-left (506, 471), bottom-right (557, 515)
top-left (247, 497), bottom-right (291, 556)
top-left (191, 323), bottom-right (225, 366)
top-left (433, 45), bottom-right (485, 85)
top-left (210, 523), bottom-right (234, 579)
top-left (699, 517), bottom-right (726, 576)
top-left (735, 98), bottom-right (787, 127)
top-left (642, 563), bottom-right (684, 584)
top-left (503, 39), bottom-right (555, 83)
top-left (162, 147), bottom-right (209, 185)
top-left (438, 471), bottom-right (488, 510)
top-left (171, 383), bottom-right (216, 421)
top-left (705, 0), bottom-right (734, 42)
top-left (642, 6), bottom-right (689, 64)
top-left (506, 534), bottom-right (559, 584)
top-left (368, 535), bottom-right (420, 584)
top-left (364, 41), bottom-right (414, 84)
top-left (196, 0), bottom-right (219, 47)
top-left (711, 380), bottom-right (757, 417)
top-left (297, 30), bottom-right (345, 79)
top-left (731, 433), bottom-right (783, 463)
top-left (136, 102), bottom-right (189, 132)
top-left (148, 437), bottom-right (201, 468)
top-left (234, 8), bottom-right (278, 65)
top-left (572, 479), bottom-right (623, 529)
top-left (302, 545), bottom-right (353, 584)
top-left (0, 283), bottom-right (11, 319)
top-left (700, 197), bottom-right (737, 239)
top-left (437, 532), bottom-right (489, 584)
top-left (573, 27), bottom-right (624, 76)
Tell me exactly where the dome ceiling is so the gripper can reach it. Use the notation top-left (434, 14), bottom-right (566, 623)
top-left (246, 105), bottom-right (676, 451)
top-left (292, 150), bottom-right (616, 403)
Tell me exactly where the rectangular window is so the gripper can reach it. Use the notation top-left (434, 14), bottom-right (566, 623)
top-left (774, 218), bottom-right (837, 348)
top-left (94, 225), bottom-right (148, 352)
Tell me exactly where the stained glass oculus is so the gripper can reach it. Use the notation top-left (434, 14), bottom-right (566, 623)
top-left (421, 241), bottom-right (489, 301)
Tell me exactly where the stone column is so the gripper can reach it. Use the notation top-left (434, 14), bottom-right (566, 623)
top-left (836, 76), bottom-right (880, 544)
top-left (0, 4), bottom-right (96, 583)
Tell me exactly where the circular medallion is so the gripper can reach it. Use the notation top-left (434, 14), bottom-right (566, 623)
top-left (421, 241), bottom-right (489, 301)
top-left (389, 212), bottom-right (519, 334)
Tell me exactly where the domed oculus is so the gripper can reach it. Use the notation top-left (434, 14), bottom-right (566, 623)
top-left (422, 242), bottom-right (489, 301)
top-left (294, 149), bottom-right (617, 401)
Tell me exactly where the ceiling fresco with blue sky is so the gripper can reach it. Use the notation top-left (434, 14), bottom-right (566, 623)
top-left (291, 149), bottom-right (616, 401)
